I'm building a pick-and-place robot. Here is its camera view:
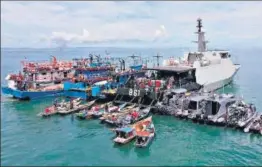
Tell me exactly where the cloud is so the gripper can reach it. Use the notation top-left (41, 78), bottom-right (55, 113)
top-left (1, 1), bottom-right (262, 48)
top-left (155, 25), bottom-right (167, 38)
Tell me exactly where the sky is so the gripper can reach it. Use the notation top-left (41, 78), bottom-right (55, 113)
top-left (1, 1), bottom-right (262, 49)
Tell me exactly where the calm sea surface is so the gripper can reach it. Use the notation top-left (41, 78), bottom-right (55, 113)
top-left (1, 47), bottom-right (262, 166)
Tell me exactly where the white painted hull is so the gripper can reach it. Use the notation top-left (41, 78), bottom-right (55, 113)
top-left (201, 64), bottom-right (240, 92)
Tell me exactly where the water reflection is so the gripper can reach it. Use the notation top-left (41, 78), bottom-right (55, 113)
top-left (113, 141), bottom-right (134, 157)
top-left (134, 145), bottom-right (151, 158)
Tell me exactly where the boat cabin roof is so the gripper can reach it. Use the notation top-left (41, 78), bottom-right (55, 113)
top-left (171, 88), bottom-right (187, 94)
top-left (207, 94), bottom-right (238, 103)
top-left (190, 95), bottom-right (209, 102)
top-left (116, 127), bottom-right (133, 133)
top-left (146, 66), bottom-right (195, 73)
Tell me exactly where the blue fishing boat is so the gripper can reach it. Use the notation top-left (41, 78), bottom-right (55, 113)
top-left (63, 56), bottom-right (146, 100)
top-left (1, 56), bottom-right (74, 100)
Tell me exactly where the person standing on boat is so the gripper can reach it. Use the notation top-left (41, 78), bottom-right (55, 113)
top-left (70, 99), bottom-right (74, 109)
top-left (54, 98), bottom-right (58, 108)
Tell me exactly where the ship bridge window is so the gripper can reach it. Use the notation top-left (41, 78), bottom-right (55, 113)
top-left (220, 53), bottom-right (229, 59)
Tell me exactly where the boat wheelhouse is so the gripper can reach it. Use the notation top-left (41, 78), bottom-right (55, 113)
top-left (63, 56), bottom-right (145, 100)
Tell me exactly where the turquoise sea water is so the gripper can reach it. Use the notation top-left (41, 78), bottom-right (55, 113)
top-left (1, 47), bottom-right (262, 166)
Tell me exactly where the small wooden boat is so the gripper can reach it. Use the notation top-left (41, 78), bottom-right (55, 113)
top-left (103, 106), bottom-right (139, 127)
top-left (38, 98), bottom-right (82, 117)
top-left (38, 106), bottom-right (58, 117)
top-left (76, 102), bottom-right (127, 120)
top-left (112, 114), bottom-right (153, 145)
top-left (134, 116), bottom-right (155, 148)
top-left (130, 107), bottom-right (151, 124)
top-left (57, 100), bottom-right (96, 115)
top-left (113, 127), bottom-right (136, 144)
top-left (99, 104), bottom-right (135, 121)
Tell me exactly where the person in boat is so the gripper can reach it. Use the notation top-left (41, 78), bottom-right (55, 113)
top-left (131, 110), bottom-right (139, 120)
top-left (53, 98), bottom-right (58, 108)
top-left (112, 114), bottom-right (117, 121)
top-left (61, 99), bottom-right (66, 108)
top-left (45, 108), bottom-right (50, 114)
top-left (105, 104), bottom-right (109, 113)
top-left (70, 99), bottom-right (74, 109)
top-left (124, 114), bottom-right (132, 124)
top-left (147, 123), bottom-right (155, 133)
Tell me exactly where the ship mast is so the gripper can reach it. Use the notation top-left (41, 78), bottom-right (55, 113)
top-left (193, 18), bottom-right (208, 52)
top-left (153, 53), bottom-right (163, 67)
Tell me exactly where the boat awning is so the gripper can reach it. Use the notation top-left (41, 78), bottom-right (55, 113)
top-left (145, 66), bottom-right (195, 73)
top-left (116, 127), bottom-right (133, 133)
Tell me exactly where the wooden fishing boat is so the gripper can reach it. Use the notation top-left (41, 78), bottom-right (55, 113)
top-left (99, 104), bottom-right (135, 121)
top-left (92, 104), bottom-right (123, 119)
top-left (80, 102), bottom-right (113, 119)
top-left (112, 115), bottom-right (153, 145)
top-left (103, 106), bottom-right (139, 127)
top-left (134, 116), bottom-right (155, 148)
top-left (38, 98), bottom-right (82, 117)
top-left (130, 107), bottom-right (151, 124)
top-left (57, 100), bottom-right (96, 115)
top-left (113, 127), bottom-right (136, 144)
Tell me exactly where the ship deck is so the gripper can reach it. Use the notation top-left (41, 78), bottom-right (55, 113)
top-left (145, 66), bottom-right (195, 73)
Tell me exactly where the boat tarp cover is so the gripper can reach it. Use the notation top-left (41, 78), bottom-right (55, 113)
top-left (116, 127), bottom-right (133, 133)
top-left (136, 131), bottom-right (151, 137)
top-left (92, 86), bottom-right (101, 97)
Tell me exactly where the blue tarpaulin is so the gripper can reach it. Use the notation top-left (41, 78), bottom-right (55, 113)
top-left (116, 127), bottom-right (133, 133)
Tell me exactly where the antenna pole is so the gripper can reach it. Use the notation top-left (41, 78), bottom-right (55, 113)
top-left (153, 53), bottom-right (163, 67)
top-left (194, 18), bottom-right (208, 52)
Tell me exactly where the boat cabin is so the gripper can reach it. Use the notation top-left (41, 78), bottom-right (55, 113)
top-left (115, 127), bottom-right (135, 139)
top-left (204, 94), bottom-right (238, 118)
top-left (187, 95), bottom-right (209, 113)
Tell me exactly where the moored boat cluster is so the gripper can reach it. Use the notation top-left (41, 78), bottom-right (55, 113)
top-left (155, 89), bottom-right (262, 135)
top-left (38, 98), bottom-right (156, 147)
top-left (2, 18), bottom-right (261, 150)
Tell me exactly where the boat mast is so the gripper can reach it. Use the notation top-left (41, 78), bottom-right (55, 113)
top-left (193, 18), bottom-right (208, 52)
top-left (129, 54), bottom-right (139, 66)
top-left (153, 53), bottom-right (163, 67)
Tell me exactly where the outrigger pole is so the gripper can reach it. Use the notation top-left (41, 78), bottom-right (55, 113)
top-left (153, 53), bottom-right (163, 67)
